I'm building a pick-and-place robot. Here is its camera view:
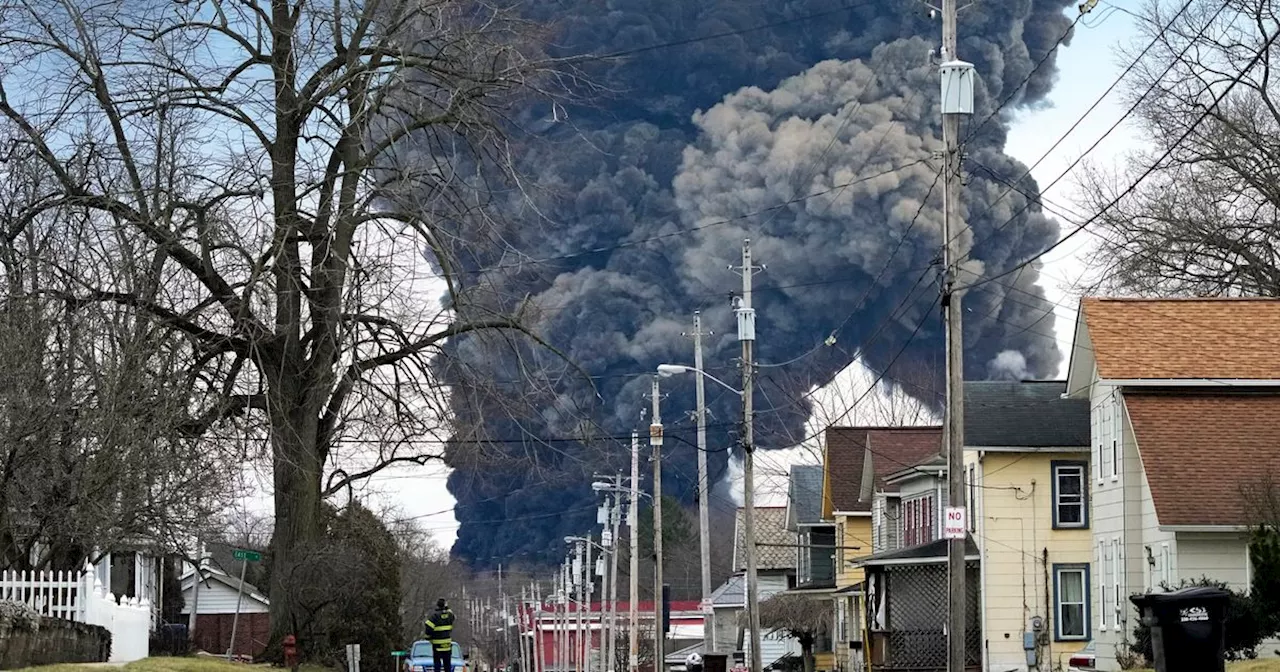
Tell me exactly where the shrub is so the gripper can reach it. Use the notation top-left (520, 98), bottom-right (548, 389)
top-left (1129, 577), bottom-right (1265, 662)
top-left (0, 600), bottom-right (41, 633)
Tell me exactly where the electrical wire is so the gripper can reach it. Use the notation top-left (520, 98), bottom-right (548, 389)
top-left (965, 16), bottom-right (1280, 294)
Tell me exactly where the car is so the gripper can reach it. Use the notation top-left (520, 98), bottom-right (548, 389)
top-left (407, 640), bottom-right (468, 672)
top-left (1066, 641), bottom-right (1096, 672)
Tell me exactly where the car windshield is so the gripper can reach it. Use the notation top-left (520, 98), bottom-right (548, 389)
top-left (412, 643), bottom-right (433, 658)
top-left (452, 643), bottom-right (462, 660)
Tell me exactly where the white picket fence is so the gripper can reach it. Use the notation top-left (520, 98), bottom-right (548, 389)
top-left (0, 564), bottom-right (150, 662)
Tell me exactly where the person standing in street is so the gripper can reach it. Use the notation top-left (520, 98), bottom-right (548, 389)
top-left (425, 598), bottom-right (457, 672)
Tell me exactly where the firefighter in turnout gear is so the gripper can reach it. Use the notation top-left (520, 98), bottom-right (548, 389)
top-left (424, 598), bottom-right (456, 672)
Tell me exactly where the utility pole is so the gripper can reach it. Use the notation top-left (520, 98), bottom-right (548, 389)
top-left (584, 537), bottom-right (593, 672)
top-left (939, 0), bottom-right (974, 670)
top-left (649, 376), bottom-right (664, 672)
top-left (690, 312), bottom-right (714, 651)
top-left (535, 583), bottom-right (545, 672)
top-left (735, 239), bottom-right (762, 672)
top-left (608, 476), bottom-right (622, 672)
top-left (628, 431), bottom-right (640, 672)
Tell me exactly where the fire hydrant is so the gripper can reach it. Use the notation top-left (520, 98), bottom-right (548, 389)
top-left (283, 635), bottom-right (299, 671)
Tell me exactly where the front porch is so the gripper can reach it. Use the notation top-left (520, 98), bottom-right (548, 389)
top-left (861, 537), bottom-right (981, 672)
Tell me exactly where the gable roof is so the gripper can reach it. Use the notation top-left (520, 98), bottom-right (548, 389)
top-left (823, 427), bottom-right (942, 513)
top-left (733, 507), bottom-right (795, 572)
top-left (964, 380), bottom-right (1090, 448)
top-left (786, 465), bottom-right (824, 528)
top-left (179, 566), bottom-right (270, 606)
top-left (1080, 297), bottom-right (1280, 380)
top-left (1126, 392), bottom-right (1280, 527)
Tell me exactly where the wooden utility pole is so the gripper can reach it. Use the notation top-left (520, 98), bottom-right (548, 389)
top-left (939, 0), bottom-right (974, 670)
top-left (690, 312), bottom-right (714, 650)
top-left (628, 431), bottom-right (640, 672)
top-left (736, 239), bottom-right (761, 672)
top-left (649, 377), bottom-right (664, 672)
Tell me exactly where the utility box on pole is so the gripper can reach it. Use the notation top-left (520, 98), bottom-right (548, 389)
top-left (940, 60), bottom-right (975, 115)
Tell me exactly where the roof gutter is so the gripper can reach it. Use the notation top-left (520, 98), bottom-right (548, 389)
top-left (964, 445), bottom-right (1088, 452)
top-left (832, 510), bottom-right (872, 517)
top-left (1101, 378), bottom-right (1280, 388)
top-left (1159, 525), bottom-right (1251, 533)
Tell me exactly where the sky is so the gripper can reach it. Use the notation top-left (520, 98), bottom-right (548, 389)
top-left (240, 3), bottom-right (1148, 552)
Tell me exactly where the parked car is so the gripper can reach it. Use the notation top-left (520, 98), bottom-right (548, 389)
top-left (1067, 641), bottom-right (1096, 672)
top-left (407, 641), bottom-right (468, 672)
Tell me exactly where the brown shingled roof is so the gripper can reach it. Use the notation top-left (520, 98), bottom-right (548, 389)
top-left (1081, 297), bottom-right (1280, 380)
top-left (823, 427), bottom-right (941, 513)
top-left (1126, 392), bottom-right (1280, 527)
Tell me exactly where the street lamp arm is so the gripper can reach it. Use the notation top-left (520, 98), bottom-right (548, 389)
top-left (656, 364), bottom-right (743, 397)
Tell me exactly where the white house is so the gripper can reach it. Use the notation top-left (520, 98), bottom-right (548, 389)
top-left (1066, 297), bottom-right (1280, 670)
top-left (180, 564), bottom-right (271, 657)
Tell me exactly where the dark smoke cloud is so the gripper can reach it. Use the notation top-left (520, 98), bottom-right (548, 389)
top-left (437, 0), bottom-right (1074, 568)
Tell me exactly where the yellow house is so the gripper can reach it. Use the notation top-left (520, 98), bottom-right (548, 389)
top-left (821, 426), bottom-right (942, 672)
top-left (964, 380), bottom-right (1093, 672)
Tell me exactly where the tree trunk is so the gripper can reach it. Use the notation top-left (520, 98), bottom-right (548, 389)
top-left (266, 373), bottom-right (324, 651)
top-left (800, 639), bottom-right (814, 672)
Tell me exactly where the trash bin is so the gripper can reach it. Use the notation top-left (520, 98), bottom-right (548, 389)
top-left (1130, 586), bottom-right (1231, 672)
top-left (702, 653), bottom-right (728, 672)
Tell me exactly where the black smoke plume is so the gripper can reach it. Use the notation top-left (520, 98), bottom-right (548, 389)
top-left (436, 0), bottom-right (1074, 568)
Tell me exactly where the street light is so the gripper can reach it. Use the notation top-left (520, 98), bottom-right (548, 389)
top-left (656, 364), bottom-right (743, 396)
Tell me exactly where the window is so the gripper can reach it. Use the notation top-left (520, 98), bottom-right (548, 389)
top-left (967, 465), bottom-right (976, 532)
top-left (837, 521), bottom-right (845, 569)
top-left (1051, 461), bottom-right (1088, 529)
top-left (1108, 396), bottom-right (1121, 480)
top-left (1161, 542), bottom-right (1172, 586)
top-left (1112, 538), bottom-right (1123, 624)
top-left (1054, 564), bottom-right (1090, 641)
top-left (1099, 540), bottom-right (1110, 631)
top-left (903, 494), bottom-right (935, 547)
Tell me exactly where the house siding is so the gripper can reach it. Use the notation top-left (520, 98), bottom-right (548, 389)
top-left (974, 451), bottom-right (1092, 672)
top-left (1175, 533), bottom-right (1250, 590)
top-left (834, 514), bottom-right (871, 672)
top-left (1089, 381), bottom-right (1138, 672)
top-left (180, 579), bottom-right (270, 615)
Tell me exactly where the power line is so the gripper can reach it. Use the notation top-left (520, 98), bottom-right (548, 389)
top-left (966, 1), bottom-right (1273, 293)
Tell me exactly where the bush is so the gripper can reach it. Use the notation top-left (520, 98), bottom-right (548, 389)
top-left (0, 600), bottom-right (41, 633)
top-left (1129, 577), bottom-right (1265, 662)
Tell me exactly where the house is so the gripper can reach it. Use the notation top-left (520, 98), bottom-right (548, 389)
top-left (1065, 297), bottom-right (1280, 670)
top-left (522, 599), bottom-right (704, 672)
top-left (963, 380), bottom-right (1093, 672)
top-left (784, 465), bottom-right (837, 671)
top-left (180, 564), bottom-right (271, 657)
top-left (732, 506), bottom-right (801, 669)
top-left (821, 426), bottom-right (942, 672)
top-left (856, 452), bottom-right (982, 671)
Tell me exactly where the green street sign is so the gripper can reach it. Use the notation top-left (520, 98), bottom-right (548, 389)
top-left (392, 652), bottom-right (408, 658)
top-left (233, 549), bottom-right (262, 562)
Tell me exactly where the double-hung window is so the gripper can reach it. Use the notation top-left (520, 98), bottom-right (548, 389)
top-left (1054, 564), bottom-right (1090, 641)
top-left (903, 494), bottom-right (935, 547)
top-left (1052, 461), bottom-right (1089, 529)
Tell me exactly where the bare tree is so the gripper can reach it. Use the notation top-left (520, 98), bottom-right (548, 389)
top-left (1079, 0), bottom-right (1280, 296)
top-left (0, 0), bottom-right (571, 647)
top-left (0, 146), bottom-right (238, 570)
top-left (754, 594), bottom-right (831, 672)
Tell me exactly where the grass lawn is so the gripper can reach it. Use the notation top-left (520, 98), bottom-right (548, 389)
top-left (1135, 661), bottom-right (1280, 672)
top-left (16, 656), bottom-right (336, 672)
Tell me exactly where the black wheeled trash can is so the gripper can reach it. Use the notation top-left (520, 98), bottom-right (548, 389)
top-left (1130, 586), bottom-right (1230, 672)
